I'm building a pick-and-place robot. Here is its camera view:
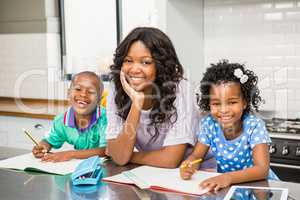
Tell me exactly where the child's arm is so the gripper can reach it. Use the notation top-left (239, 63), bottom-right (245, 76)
top-left (41, 147), bottom-right (106, 162)
top-left (32, 140), bottom-right (52, 158)
top-left (200, 143), bottom-right (270, 192)
top-left (180, 142), bottom-right (209, 180)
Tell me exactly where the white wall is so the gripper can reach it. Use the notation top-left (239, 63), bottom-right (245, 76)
top-left (121, 0), bottom-right (204, 84)
top-left (166, 0), bottom-right (204, 83)
top-left (203, 0), bottom-right (300, 118)
top-left (64, 0), bottom-right (117, 74)
top-left (2, 0), bottom-right (300, 119)
top-left (121, 0), bottom-right (165, 37)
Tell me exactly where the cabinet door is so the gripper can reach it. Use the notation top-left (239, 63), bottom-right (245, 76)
top-left (0, 116), bottom-right (52, 150)
top-left (0, 117), bottom-right (9, 146)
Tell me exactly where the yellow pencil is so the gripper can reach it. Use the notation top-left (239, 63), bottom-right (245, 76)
top-left (180, 158), bottom-right (203, 168)
top-left (22, 128), bottom-right (39, 146)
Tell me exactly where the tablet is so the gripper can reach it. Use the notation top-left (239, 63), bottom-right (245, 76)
top-left (223, 186), bottom-right (288, 200)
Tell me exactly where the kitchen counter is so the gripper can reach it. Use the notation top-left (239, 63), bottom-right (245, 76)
top-left (0, 147), bottom-right (300, 200)
top-left (0, 97), bottom-right (68, 119)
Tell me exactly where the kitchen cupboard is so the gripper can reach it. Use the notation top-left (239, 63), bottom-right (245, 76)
top-left (0, 116), bottom-right (72, 150)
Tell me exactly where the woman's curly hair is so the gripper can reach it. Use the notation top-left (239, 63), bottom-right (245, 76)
top-left (198, 59), bottom-right (263, 114)
top-left (110, 27), bottom-right (184, 141)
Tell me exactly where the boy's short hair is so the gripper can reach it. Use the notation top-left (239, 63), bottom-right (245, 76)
top-left (70, 71), bottom-right (104, 98)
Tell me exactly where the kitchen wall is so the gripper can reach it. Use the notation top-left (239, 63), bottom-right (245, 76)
top-left (166, 0), bottom-right (204, 83)
top-left (121, 0), bottom-right (204, 83)
top-left (1, 0), bottom-right (300, 118)
top-left (0, 0), bottom-right (65, 99)
top-left (63, 0), bottom-right (116, 74)
top-left (0, 0), bottom-right (116, 100)
top-left (204, 0), bottom-right (300, 118)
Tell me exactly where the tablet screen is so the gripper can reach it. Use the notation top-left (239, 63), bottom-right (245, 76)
top-left (224, 186), bottom-right (288, 200)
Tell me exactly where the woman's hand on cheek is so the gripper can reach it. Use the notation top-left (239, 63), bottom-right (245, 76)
top-left (120, 71), bottom-right (144, 108)
top-left (199, 174), bottom-right (232, 192)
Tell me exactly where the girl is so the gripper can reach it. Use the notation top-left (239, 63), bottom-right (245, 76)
top-left (106, 27), bottom-right (199, 168)
top-left (180, 60), bottom-right (278, 191)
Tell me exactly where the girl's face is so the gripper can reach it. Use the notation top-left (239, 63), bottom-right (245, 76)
top-left (121, 40), bottom-right (156, 93)
top-left (69, 74), bottom-right (100, 116)
top-left (209, 82), bottom-right (247, 132)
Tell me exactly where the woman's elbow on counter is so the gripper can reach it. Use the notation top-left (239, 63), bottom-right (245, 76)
top-left (106, 144), bottom-right (131, 166)
top-left (112, 156), bottom-right (130, 166)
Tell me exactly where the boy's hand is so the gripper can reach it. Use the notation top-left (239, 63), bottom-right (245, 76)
top-left (199, 174), bottom-right (232, 192)
top-left (41, 151), bottom-right (72, 162)
top-left (180, 160), bottom-right (197, 180)
top-left (32, 145), bottom-right (48, 158)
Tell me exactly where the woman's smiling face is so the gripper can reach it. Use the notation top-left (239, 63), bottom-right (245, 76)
top-left (121, 40), bottom-right (156, 93)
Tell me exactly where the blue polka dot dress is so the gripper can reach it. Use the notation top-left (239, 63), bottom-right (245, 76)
top-left (198, 114), bottom-right (279, 180)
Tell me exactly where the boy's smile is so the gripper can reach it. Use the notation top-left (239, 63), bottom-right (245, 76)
top-left (69, 74), bottom-right (101, 116)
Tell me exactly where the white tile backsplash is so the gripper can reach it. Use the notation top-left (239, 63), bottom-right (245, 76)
top-left (204, 0), bottom-right (300, 118)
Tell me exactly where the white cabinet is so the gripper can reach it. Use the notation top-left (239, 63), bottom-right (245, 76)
top-left (0, 116), bottom-right (52, 150)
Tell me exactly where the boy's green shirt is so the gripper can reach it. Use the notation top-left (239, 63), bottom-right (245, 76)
top-left (43, 107), bottom-right (107, 150)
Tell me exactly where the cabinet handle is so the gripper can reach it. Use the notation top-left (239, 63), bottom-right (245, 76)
top-left (34, 124), bottom-right (44, 129)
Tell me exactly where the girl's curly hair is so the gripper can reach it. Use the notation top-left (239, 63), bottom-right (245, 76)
top-left (198, 59), bottom-right (263, 114)
top-left (110, 27), bottom-right (184, 142)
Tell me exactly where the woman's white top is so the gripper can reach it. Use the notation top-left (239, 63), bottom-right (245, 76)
top-left (106, 79), bottom-right (200, 152)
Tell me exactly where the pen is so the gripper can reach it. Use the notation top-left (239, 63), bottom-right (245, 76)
top-left (22, 128), bottom-right (39, 146)
top-left (180, 158), bottom-right (203, 168)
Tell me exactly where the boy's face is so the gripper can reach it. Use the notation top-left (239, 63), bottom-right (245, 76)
top-left (69, 74), bottom-right (101, 116)
top-left (209, 82), bottom-right (247, 131)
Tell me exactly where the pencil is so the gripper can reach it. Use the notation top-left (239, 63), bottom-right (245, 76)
top-left (180, 158), bottom-right (203, 168)
top-left (22, 128), bottom-right (39, 146)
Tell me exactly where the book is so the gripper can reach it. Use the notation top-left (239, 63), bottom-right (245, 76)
top-left (0, 153), bottom-right (83, 175)
top-left (102, 165), bottom-right (220, 196)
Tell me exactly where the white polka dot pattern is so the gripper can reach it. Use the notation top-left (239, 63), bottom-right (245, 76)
top-left (197, 114), bottom-right (271, 174)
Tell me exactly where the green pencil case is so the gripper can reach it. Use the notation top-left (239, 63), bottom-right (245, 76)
top-left (71, 156), bottom-right (103, 186)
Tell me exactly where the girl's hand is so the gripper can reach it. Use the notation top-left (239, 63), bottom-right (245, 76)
top-left (41, 151), bottom-right (72, 162)
top-left (180, 160), bottom-right (197, 180)
top-left (199, 174), bottom-right (232, 192)
top-left (120, 71), bottom-right (144, 109)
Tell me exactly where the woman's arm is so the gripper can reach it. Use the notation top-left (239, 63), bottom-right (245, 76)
top-left (41, 147), bottom-right (106, 162)
top-left (130, 144), bottom-right (187, 168)
top-left (107, 71), bottom-right (146, 165)
top-left (200, 143), bottom-right (270, 191)
top-left (107, 102), bottom-right (141, 165)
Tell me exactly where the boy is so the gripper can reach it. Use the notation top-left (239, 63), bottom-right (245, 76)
top-left (32, 71), bottom-right (107, 162)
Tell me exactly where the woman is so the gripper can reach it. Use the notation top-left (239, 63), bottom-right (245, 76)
top-left (106, 27), bottom-right (199, 168)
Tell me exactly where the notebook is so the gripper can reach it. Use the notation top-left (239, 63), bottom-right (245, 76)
top-left (0, 153), bottom-right (82, 175)
top-left (102, 165), bottom-right (220, 196)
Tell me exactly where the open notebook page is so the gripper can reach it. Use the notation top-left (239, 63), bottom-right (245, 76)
top-left (130, 166), bottom-right (219, 195)
top-left (0, 153), bottom-right (82, 175)
top-left (103, 165), bottom-right (219, 196)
